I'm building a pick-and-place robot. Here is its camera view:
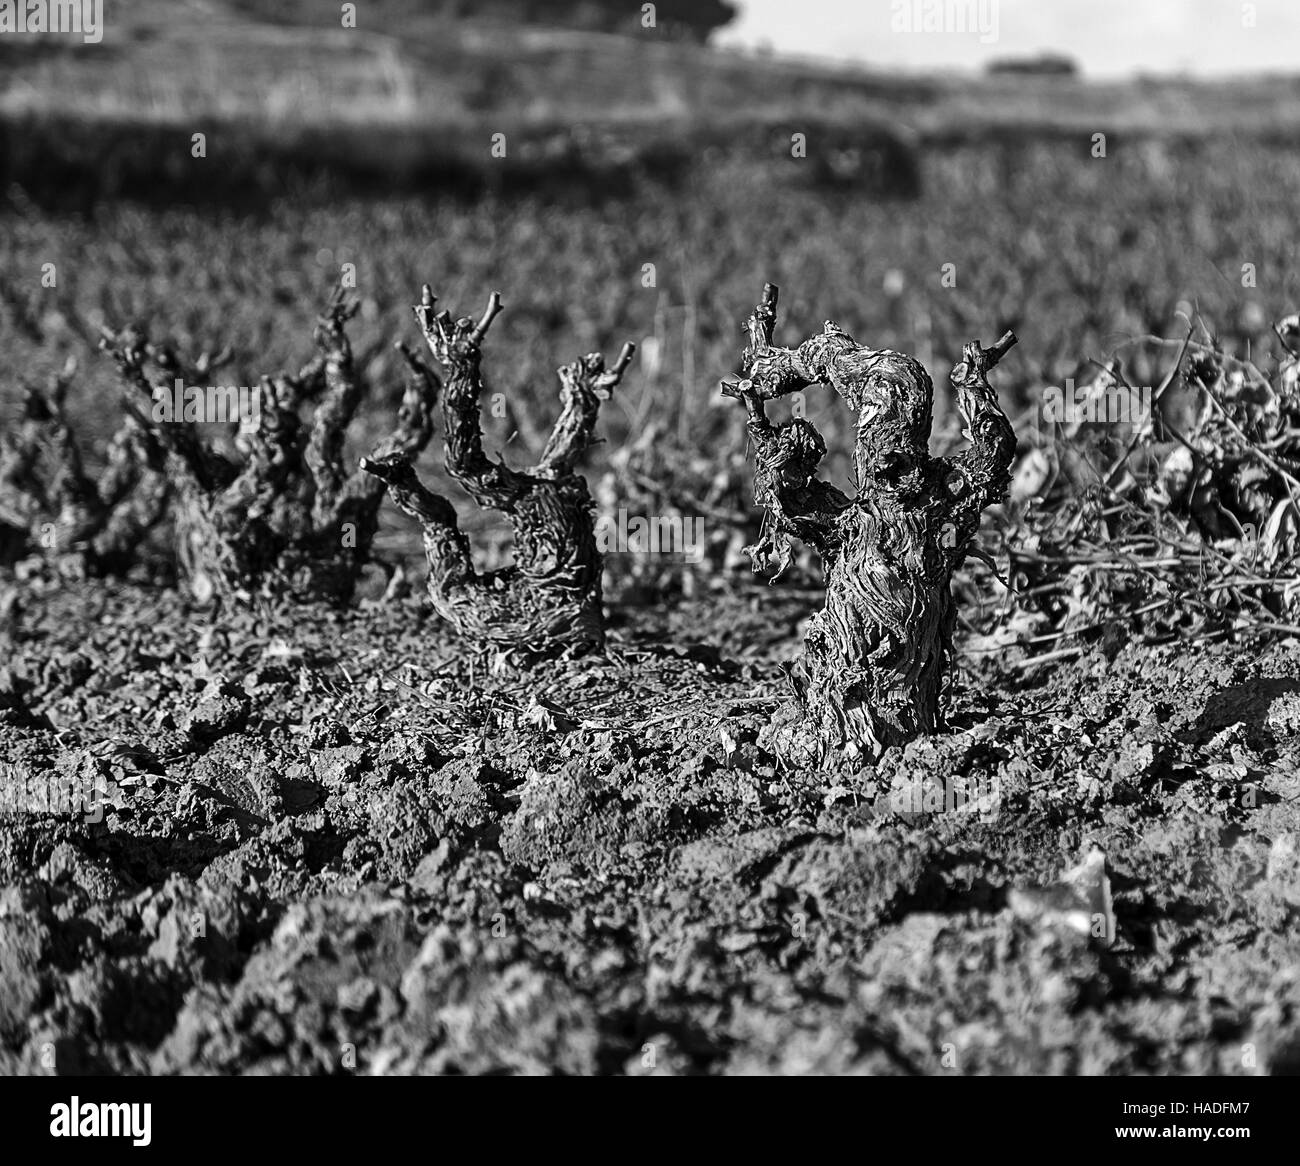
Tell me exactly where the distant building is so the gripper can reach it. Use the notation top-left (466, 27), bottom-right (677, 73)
top-left (986, 53), bottom-right (1080, 77)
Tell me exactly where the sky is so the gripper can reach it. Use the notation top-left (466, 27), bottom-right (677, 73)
top-left (715, 0), bottom-right (1300, 79)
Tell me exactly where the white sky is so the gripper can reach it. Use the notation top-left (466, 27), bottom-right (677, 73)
top-left (716, 0), bottom-right (1300, 78)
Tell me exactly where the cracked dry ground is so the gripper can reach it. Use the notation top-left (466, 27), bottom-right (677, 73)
top-left (1, 579), bottom-right (1299, 1076)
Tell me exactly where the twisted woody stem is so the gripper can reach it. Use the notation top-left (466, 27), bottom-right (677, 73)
top-left (726, 282), bottom-right (1016, 763)
top-left (99, 287), bottom-right (441, 603)
top-left (361, 283), bottom-right (634, 656)
top-left (0, 358), bottom-right (168, 574)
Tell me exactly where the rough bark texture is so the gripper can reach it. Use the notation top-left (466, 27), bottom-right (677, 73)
top-left (725, 283), bottom-right (1016, 764)
top-left (0, 358), bottom-right (168, 576)
top-left (361, 284), bottom-right (633, 657)
top-left (101, 290), bottom-right (440, 604)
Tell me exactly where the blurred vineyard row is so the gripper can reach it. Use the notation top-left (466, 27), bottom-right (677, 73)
top-left (3, 135), bottom-right (1299, 576)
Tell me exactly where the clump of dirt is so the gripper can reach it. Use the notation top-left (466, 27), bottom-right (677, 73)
top-left (1, 578), bottom-right (1299, 1075)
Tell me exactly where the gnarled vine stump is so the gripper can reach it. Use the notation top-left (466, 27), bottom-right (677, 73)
top-left (361, 285), bottom-right (633, 656)
top-left (102, 290), bottom-right (440, 604)
top-left (725, 283), bottom-right (1016, 764)
top-left (0, 358), bottom-right (168, 576)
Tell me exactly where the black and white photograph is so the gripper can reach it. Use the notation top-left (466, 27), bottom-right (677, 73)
top-left (0, 0), bottom-right (1296, 1139)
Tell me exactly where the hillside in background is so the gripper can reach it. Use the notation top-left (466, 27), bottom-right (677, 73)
top-left (4, 0), bottom-right (1300, 209)
top-left (227, 0), bottom-right (740, 42)
top-left (5, 0), bottom-right (1300, 133)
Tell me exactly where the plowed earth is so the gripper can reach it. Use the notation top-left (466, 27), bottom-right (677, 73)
top-left (2, 578), bottom-right (1298, 1075)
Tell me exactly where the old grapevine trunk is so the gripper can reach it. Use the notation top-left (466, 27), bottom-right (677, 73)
top-left (726, 284), bottom-right (1017, 764)
top-left (361, 285), bottom-right (634, 657)
top-left (102, 289), bottom-right (441, 604)
top-left (0, 359), bottom-right (168, 576)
